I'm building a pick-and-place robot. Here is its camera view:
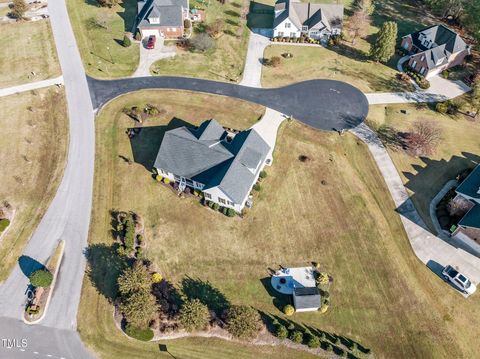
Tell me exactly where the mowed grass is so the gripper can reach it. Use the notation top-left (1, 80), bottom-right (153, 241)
top-left (0, 88), bottom-right (68, 281)
top-left (367, 101), bottom-right (480, 232)
top-left (79, 90), bottom-right (480, 358)
top-left (0, 21), bottom-right (61, 88)
top-left (261, 45), bottom-right (413, 92)
top-left (150, 0), bottom-right (250, 82)
top-left (67, 0), bottom-right (139, 78)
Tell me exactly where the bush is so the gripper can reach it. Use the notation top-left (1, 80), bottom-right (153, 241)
top-left (124, 325), bottom-right (154, 341)
top-left (283, 304), bottom-right (294, 316)
top-left (225, 208), bottom-right (236, 217)
top-left (253, 183), bottom-right (261, 192)
top-left (287, 322), bottom-right (295, 331)
top-left (307, 335), bottom-right (320, 348)
top-left (275, 324), bottom-right (288, 339)
top-left (97, 0), bottom-right (119, 7)
top-left (0, 218), bottom-right (10, 233)
top-left (212, 203), bottom-right (220, 211)
top-left (29, 270), bottom-right (53, 288)
top-left (259, 170), bottom-right (267, 179)
top-left (124, 218), bottom-right (135, 251)
top-left (122, 35), bottom-right (131, 47)
top-left (135, 31), bottom-right (142, 41)
top-left (317, 272), bottom-right (329, 286)
top-left (152, 272), bottom-right (163, 283)
top-left (163, 178), bottom-right (170, 184)
top-left (136, 234), bottom-right (144, 245)
top-left (326, 343), bottom-right (333, 352)
top-left (179, 299), bottom-right (210, 332)
top-left (289, 330), bottom-right (303, 343)
top-left (225, 305), bottom-right (262, 339)
top-left (319, 303), bottom-right (329, 313)
top-left (327, 37), bottom-right (335, 47)
top-left (442, 70), bottom-right (449, 79)
top-left (267, 56), bottom-right (281, 67)
top-left (436, 102), bottom-right (448, 114)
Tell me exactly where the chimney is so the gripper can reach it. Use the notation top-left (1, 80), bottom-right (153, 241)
top-left (307, 2), bottom-right (310, 19)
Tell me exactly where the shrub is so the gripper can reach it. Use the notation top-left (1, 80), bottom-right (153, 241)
top-left (0, 218), bottom-right (10, 233)
top-left (307, 335), bottom-right (320, 348)
top-left (124, 218), bottom-right (135, 251)
top-left (275, 324), bottom-right (288, 339)
top-left (135, 31), bottom-right (142, 41)
top-left (326, 343), bottom-right (333, 352)
top-left (436, 102), bottom-right (448, 114)
top-left (283, 304), bottom-right (294, 316)
top-left (125, 325), bottom-right (154, 341)
top-left (163, 178), bottom-right (170, 184)
top-left (122, 35), bottom-right (131, 47)
top-left (327, 37), bottom-right (335, 47)
top-left (289, 330), bottom-right (303, 343)
top-left (287, 322), bottom-right (295, 331)
top-left (179, 299), bottom-right (210, 332)
top-left (335, 337), bottom-right (341, 345)
top-left (225, 305), bottom-right (262, 339)
top-left (267, 56), bottom-right (281, 67)
top-left (253, 183), bottom-right (261, 192)
top-left (225, 208), bottom-right (236, 217)
top-left (29, 270), bottom-right (53, 288)
top-left (259, 170), bottom-right (267, 179)
top-left (97, 0), bottom-right (120, 7)
top-left (442, 70), bottom-right (449, 79)
top-left (319, 303), bottom-right (329, 313)
top-left (212, 203), bottom-right (220, 211)
top-left (152, 272), bottom-right (163, 283)
top-left (317, 272), bottom-right (329, 286)
top-left (137, 234), bottom-right (144, 244)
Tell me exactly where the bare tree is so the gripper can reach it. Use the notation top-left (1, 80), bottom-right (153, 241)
top-left (405, 120), bottom-right (443, 156)
top-left (347, 10), bottom-right (370, 45)
top-left (207, 19), bottom-right (224, 38)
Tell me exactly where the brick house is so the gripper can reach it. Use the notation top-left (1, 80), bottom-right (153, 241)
top-left (133, 0), bottom-right (189, 39)
top-left (400, 24), bottom-right (470, 79)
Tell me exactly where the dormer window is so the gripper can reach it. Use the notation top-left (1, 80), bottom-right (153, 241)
top-left (420, 55), bottom-right (425, 61)
top-left (150, 17), bottom-right (160, 24)
top-left (302, 25), bottom-right (308, 31)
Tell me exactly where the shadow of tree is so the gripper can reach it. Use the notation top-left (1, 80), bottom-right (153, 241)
top-left (153, 279), bottom-right (183, 318)
top-left (129, 117), bottom-right (192, 171)
top-left (84, 243), bottom-right (128, 302)
top-left (18, 255), bottom-right (45, 278)
top-left (181, 276), bottom-right (230, 315)
top-left (259, 277), bottom-right (291, 311)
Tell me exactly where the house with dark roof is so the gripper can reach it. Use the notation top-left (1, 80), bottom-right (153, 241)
top-left (154, 119), bottom-right (271, 213)
top-left (273, 0), bottom-right (343, 41)
top-left (400, 24), bottom-right (470, 79)
top-left (452, 165), bottom-right (480, 246)
top-left (133, 0), bottom-right (189, 39)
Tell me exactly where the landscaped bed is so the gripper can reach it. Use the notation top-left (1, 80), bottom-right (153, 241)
top-left (77, 89), bottom-right (480, 359)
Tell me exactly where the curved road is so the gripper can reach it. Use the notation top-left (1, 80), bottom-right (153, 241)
top-left (88, 76), bottom-right (369, 131)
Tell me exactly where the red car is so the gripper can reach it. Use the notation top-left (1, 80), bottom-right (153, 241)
top-left (146, 35), bottom-right (156, 49)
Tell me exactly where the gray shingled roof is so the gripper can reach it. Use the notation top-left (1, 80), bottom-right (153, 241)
top-left (154, 119), bottom-right (271, 204)
top-left (293, 287), bottom-right (321, 309)
top-left (273, 0), bottom-right (343, 32)
top-left (133, 0), bottom-right (187, 31)
top-left (459, 204), bottom-right (480, 229)
top-left (457, 165), bottom-right (480, 201)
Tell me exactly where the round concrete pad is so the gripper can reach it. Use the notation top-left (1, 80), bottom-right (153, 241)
top-left (87, 76), bottom-right (369, 131)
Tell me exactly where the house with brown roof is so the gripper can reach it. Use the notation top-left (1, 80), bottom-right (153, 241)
top-left (273, 0), bottom-right (343, 41)
top-left (400, 24), bottom-right (470, 79)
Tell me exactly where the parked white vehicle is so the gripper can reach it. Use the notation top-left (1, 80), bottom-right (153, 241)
top-left (442, 265), bottom-right (477, 295)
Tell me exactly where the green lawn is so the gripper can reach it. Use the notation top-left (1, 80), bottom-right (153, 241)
top-left (367, 99), bottom-right (480, 232)
top-left (67, 0), bottom-right (139, 78)
top-left (0, 21), bottom-right (61, 88)
top-left (0, 88), bottom-right (68, 281)
top-left (150, 0), bottom-right (250, 82)
top-left (79, 90), bottom-right (480, 359)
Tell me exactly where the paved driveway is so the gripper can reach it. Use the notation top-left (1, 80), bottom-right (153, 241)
top-left (88, 76), bottom-right (369, 131)
top-left (132, 37), bottom-right (176, 77)
top-left (239, 31), bottom-right (270, 88)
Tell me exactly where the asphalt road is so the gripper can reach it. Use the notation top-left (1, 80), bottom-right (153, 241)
top-left (88, 76), bottom-right (369, 131)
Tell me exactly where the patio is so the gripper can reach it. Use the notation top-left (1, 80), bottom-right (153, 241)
top-left (270, 266), bottom-right (316, 295)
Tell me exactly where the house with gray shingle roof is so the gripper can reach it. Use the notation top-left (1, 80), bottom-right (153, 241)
top-left (400, 24), bottom-right (470, 79)
top-left (273, 0), bottom-right (343, 41)
top-left (133, 0), bottom-right (189, 39)
top-left (452, 165), bottom-right (480, 247)
top-left (154, 119), bottom-right (271, 213)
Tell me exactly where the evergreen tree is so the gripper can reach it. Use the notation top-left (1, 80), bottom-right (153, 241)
top-left (370, 21), bottom-right (397, 63)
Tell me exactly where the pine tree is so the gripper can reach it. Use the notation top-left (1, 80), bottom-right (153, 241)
top-left (370, 21), bottom-right (398, 63)
top-left (360, 0), bottom-right (375, 15)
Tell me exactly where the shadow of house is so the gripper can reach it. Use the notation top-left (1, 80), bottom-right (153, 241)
top-left (84, 243), bottom-right (128, 302)
top-left (247, 2), bottom-right (274, 29)
top-left (181, 276), bottom-right (230, 315)
top-left (18, 255), bottom-right (45, 278)
top-left (117, 0), bottom-right (138, 32)
top-left (260, 277), bottom-right (291, 311)
top-left (129, 117), bottom-right (192, 171)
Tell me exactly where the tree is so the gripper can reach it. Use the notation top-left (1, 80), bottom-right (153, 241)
top-left (359, 0), bottom-right (375, 15)
top-left (178, 299), bottom-right (210, 332)
top-left (29, 269), bottom-right (53, 288)
top-left (347, 9), bottom-right (370, 45)
top-left (225, 305), bottom-right (262, 339)
top-left (275, 324), bottom-right (288, 339)
top-left (122, 35), bottom-right (131, 48)
top-left (405, 120), bottom-right (443, 156)
top-left (471, 82), bottom-right (480, 117)
top-left (11, 0), bottom-right (28, 19)
top-left (118, 263), bottom-right (152, 297)
top-left (370, 21), bottom-right (398, 63)
top-left (188, 33), bottom-right (214, 52)
top-left (120, 290), bottom-right (158, 328)
top-left (97, 0), bottom-right (119, 7)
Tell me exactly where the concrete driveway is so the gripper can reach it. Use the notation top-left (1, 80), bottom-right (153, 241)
top-left (132, 37), bottom-right (176, 77)
top-left (239, 30), bottom-right (271, 88)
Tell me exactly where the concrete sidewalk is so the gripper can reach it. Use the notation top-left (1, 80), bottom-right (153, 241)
top-left (0, 76), bottom-right (64, 97)
top-left (351, 123), bottom-right (480, 289)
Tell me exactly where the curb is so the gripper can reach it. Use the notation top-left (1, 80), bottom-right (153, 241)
top-left (22, 240), bottom-right (65, 325)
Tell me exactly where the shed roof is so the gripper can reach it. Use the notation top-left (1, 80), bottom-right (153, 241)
top-left (293, 287), bottom-right (321, 309)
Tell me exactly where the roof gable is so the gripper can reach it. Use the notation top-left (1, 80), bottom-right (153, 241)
top-left (457, 166), bottom-right (480, 201)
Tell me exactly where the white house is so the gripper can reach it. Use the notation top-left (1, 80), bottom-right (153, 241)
top-left (154, 119), bottom-right (271, 213)
top-left (273, 0), bottom-right (343, 40)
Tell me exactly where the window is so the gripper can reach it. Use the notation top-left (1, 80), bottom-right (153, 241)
top-left (150, 17), bottom-right (160, 24)
top-left (290, 32), bottom-right (296, 38)
top-left (285, 22), bottom-right (291, 29)
top-left (204, 193), bottom-right (212, 199)
top-left (302, 26), bottom-right (308, 31)
top-left (411, 60), bottom-right (417, 68)
top-left (419, 66), bottom-right (425, 74)
top-left (218, 197), bottom-right (226, 205)
top-left (420, 55), bottom-right (425, 61)
top-left (278, 31), bottom-right (284, 37)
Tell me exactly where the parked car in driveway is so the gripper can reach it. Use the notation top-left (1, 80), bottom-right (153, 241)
top-left (442, 265), bottom-right (477, 295)
top-left (146, 35), bottom-right (156, 49)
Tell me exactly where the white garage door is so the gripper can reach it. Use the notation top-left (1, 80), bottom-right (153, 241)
top-left (141, 29), bottom-right (160, 39)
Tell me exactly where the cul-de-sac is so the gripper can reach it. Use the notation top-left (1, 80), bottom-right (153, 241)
top-left (0, 0), bottom-right (479, 358)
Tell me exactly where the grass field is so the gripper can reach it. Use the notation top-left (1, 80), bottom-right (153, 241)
top-left (0, 21), bottom-right (61, 88)
top-left (367, 100), bottom-right (480, 232)
top-left (67, 0), bottom-right (139, 78)
top-left (79, 90), bottom-right (480, 359)
top-left (0, 88), bottom-right (68, 281)
top-left (150, 0), bottom-right (250, 82)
